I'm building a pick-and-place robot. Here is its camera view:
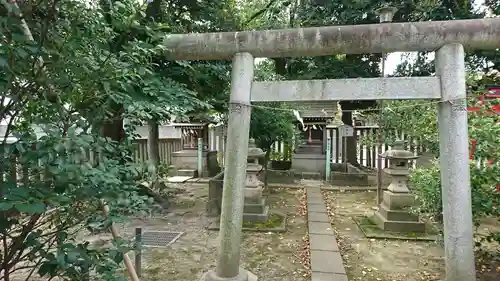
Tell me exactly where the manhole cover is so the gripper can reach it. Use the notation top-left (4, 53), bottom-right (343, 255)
top-left (137, 231), bottom-right (184, 248)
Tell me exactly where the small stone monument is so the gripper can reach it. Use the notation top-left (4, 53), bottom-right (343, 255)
top-left (373, 140), bottom-right (426, 233)
top-left (243, 139), bottom-right (269, 222)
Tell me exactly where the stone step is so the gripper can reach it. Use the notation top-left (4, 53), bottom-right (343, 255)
top-left (243, 206), bottom-right (269, 222)
top-left (292, 153), bottom-right (326, 160)
top-left (304, 140), bottom-right (322, 145)
top-left (299, 143), bottom-right (322, 148)
top-left (372, 212), bottom-right (426, 233)
top-left (295, 144), bottom-right (323, 154)
top-left (295, 146), bottom-right (323, 153)
top-left (177, 169), bottom-right (198, 177)
top-left (295, 149), bottom-right (323, 154)
top-left (378, 203), bottom-right (420, 222)
top-left (300, 142), bottom-right (322, 146)
top-left (244, 198), bottom-right (267, 213)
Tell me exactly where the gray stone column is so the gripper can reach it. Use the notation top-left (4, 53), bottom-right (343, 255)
top-left (435, 43), bottom-right (476, 281)
top-left (202, 52), bottom-right (255, 281)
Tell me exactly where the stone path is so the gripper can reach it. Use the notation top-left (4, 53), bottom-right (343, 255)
top-left (306, 187), bottom-right (348, 281)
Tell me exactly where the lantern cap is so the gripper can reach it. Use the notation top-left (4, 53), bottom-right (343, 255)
top-left (248, 138), bottom-right (265, 159)
top-left (375, 3), bottom-right (397, 23)
top-left (381, 140), bottom-right (418, 159)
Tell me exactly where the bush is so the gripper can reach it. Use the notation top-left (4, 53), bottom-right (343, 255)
top-left (410, 160), bottom-right (500, 248)
top-left (409, 161), bottom-right (443, 222)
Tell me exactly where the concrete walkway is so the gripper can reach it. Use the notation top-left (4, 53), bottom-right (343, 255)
top-left (306, 187), bottom-right (348, 281)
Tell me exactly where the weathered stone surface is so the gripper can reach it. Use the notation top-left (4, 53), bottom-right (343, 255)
top-left (307, 204), bottom-right (326, 213)
top-left (382, 191), bottom-right (416, 210)
top-left (164, 18), bottom-right (500, 60)
top-left (307, 195), bottom-right (324, 203)
top-left (251, 77), bottom-right (440, 102)
top-left (171, 149), bottom-right (208, 176)
top-left (309, 234), bottom-right (339, 251)
top-left (311, 272), bottom-right (348, 281)
top-left (308, 212), bottom-right (330, 222)
top-left (372, 212), bottom-right (426, 233)
top-left (306, 190), bottom-right (323, 198)
top-left (292, 153), bottom-right (326, 175)
top-left (310, 250), bottom-right (346, 274)
top-left (308, 222), bottom-right (334, 235)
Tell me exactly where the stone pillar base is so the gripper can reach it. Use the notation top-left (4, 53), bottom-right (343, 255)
top-left (373, 190), bottom-right (425, 233)
top-left (199, 268), bottom-right (258, 281)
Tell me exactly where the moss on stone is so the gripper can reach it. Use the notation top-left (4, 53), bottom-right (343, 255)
top-left (242, 213), bottom-right (284, 230)
top-left (355, 215), bottom-right (439, 240)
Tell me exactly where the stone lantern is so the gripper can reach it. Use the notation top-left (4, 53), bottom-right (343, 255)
top-left (375, 4), bottom-right (397, 23)
top-left (373, 140), bottom-right (425, 233)
top-left (243, 139), bottom-right (269, 222)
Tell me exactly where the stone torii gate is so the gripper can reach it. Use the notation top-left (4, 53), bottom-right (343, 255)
top-left (164, 18), bottom-right (500, 281)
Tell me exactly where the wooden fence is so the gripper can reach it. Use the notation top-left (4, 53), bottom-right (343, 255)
top-left (128, 125), bottom-right (433, 169)
top-left (112, 126), bottom-right (432, 169)
top-left (131, 138), bottom-right (182, 164)
top-left (269, 126), bottom-right (429, 169)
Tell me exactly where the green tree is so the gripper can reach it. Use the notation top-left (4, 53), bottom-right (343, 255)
top-left (250, 60), bottom-right (299, 183)
top-left (0, 0), bottom-right (230, 279)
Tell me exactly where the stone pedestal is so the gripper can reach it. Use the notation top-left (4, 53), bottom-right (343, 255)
top-left (171, 149), bottom-right (208, 176)
top-left (243, 140), bottom-right (269, 222)
top-left (373, 191), bottom-right (425, 233)
top-left (373, 140), bottom-right (425, 233)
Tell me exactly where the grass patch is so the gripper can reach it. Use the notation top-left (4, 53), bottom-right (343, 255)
top-left (243, 213), bottom-right (284, 230)
top-left (355, 215), bottom-right (440, 241)
top-left (208, 212), bottom-right (287, 232)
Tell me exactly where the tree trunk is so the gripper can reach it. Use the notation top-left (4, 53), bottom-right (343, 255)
top-left (148, 119), bottom-right (160, 188)
top-left (341, 111), bottom-right (359, 166)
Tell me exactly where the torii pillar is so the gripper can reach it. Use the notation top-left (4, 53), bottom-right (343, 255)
top-left (200, 53), bottom-right (257, 281)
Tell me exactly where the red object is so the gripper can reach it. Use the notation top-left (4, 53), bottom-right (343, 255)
top-left (485, 93), bottom-right (500, 98)
top-left (470, 139), bottom-right (477, 160)
top-left (466, 106), bottom-right (500, 114)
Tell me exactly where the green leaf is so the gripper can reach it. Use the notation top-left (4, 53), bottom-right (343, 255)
top-left (0, 202), bottom-right (13, 211)
top-left (0, 57), bottom-right (9, 68)
top-left (38, 262), bottom-right (58, 277)
top-left (14, 202), bottom-right (46, 214)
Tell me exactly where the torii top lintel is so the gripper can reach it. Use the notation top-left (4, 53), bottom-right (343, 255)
top-left (163, 18), bottom-right (500, 60)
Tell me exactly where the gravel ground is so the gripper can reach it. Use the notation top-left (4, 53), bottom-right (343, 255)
top-left (323, 190), bottom-right (446, 281)
top-left (121, 184), bottom-right (310, 281)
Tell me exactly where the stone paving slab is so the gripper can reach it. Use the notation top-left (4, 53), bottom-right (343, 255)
top-left (309, 234), bottom-right (339, 251)
top-left (307, 197), bottom-right (325, 204)
top-left (306, 187), bottom-right (348, 281)
top-left (308, 203), bottom-right (326, 213)
top-left (308, 222), bottom-right (334, 235)
top-left (311, 272), bottom-right (348, 281)
top-left (308, 212), bottom-right (330, 222)
top-left (306, 188), bottom-right (322, 194)
top-left (306, 194), bottom-right (323, 201)
top-left (310, 250), bottom-right (346, 274)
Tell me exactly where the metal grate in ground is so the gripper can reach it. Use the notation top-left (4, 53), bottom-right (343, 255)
top-left (134, 231), bottom-right (184, 248)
